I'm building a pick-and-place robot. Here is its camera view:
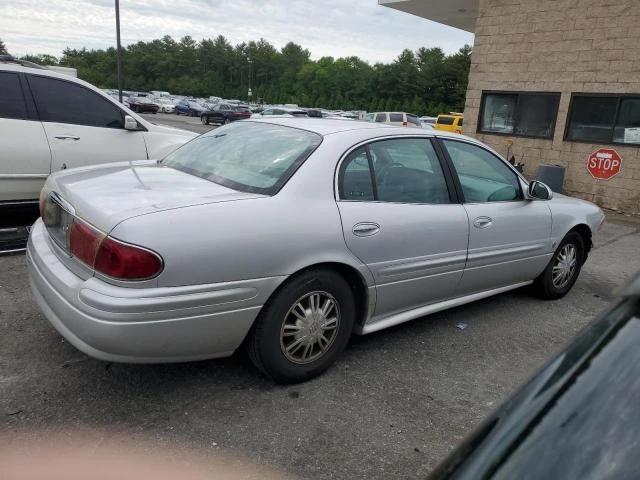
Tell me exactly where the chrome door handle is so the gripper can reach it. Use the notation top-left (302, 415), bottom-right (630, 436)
top-left (54, 135), bottom-right (80, 140)
top-left (473, 216), bottom-right (493, 229)
top-left (352, 222), bottom-right (380, 237)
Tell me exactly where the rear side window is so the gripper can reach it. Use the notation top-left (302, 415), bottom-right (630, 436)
top-left (458, 118), bottom-right (464, 126)
top-left (437, 116), bottom-right (455, 125)
top-left (0, 72), bottom-right (28, 120)
top-left (339, 147), bottom-right (375, 201)
top-left (389, 113), bottom-right (403, 122)
top-left (29, 75), bottom-right (125, 128)
top-left (375, 113), bottom-right (386, 123)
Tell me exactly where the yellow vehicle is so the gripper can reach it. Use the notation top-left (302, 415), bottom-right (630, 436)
top-left (434, 112), bottom-right (464, 134)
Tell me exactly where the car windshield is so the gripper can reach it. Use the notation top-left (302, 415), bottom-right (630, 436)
top-left (163, 122), bottom-right (322, 195)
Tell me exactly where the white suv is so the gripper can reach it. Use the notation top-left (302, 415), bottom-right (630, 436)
top-left (0, 60), bottom-right (196, 248)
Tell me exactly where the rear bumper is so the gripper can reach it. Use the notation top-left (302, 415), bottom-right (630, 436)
top-left (27, 219), bottom-right (283, 363)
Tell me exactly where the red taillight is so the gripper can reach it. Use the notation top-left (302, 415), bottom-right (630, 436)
top-left (69, 221), bottom-right (105, 267)
top-left (68, 219), bottom-right (162, 280)
top-left (94, 237), bottom-right (163, 280)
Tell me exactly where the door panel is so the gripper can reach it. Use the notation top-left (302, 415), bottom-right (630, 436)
top-left (439, 138), bottom-right (553, 294)
top-left (337, 139), bottom-right (469, 319)
top-left (0, 119), bottom-right (51, 202)
top-left (458, 201), bottom-right (553, 294)
top-left (27, 74), bottom-right (148, 171)
top-left (44, 123), bottom-right (148, 171)
top-left (339, 202), bottom-right (469, 317)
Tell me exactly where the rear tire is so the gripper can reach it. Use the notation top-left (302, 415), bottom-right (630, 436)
top-left (533, 232), bottom-right (585, 300)
top-left (247, 269), bottom-right (355, 384)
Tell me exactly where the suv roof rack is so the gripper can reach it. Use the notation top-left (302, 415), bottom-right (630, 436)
top-left (0, 55), bottom-right (47, 70)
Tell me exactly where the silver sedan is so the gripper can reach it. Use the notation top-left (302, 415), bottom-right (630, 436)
top-left (27, 119), bottom-right (605, 383)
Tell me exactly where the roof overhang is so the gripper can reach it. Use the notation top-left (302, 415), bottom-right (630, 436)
top-left (379, 0), bottom-right (479, 33)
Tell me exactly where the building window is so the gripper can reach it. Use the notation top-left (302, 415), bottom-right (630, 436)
top-left (566, 94), bottom-right (640, 145)
top-left (479, 92), bottom-right (561, 139)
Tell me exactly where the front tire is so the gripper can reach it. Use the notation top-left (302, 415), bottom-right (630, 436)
top-left (247, 269), bottom-right (355, 384)
top-left (534, 232), bottom-right (585, 300)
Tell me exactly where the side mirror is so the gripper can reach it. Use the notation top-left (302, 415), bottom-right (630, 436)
top-left (124, 115), bottom-right (139, 131)
top-left (527, 181), bottom-right (553, 200)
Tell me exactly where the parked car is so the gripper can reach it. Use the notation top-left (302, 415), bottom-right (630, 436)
top-left (429, 272), bottom-right (640, 480)
top-left (0, 60), bottom-right (196, 250)
top-left (251, 107), bottom-right (309, 118)
top-left (434, 113), bottom-right (464, 134)
top-left (420, 116), bottom-right (438, 129)
top-left (200, 103), bottom-right (252, 125)
top-left (154, 97), bottom-right (175, 113)
top-left (175, 99), bottom-right (205, 116)
top-left (127, 96), bottom-right (159, 114)
top-left (368, 111), bottom-right (422, 128)
top-left (28, 119), bottom-right (604, 383)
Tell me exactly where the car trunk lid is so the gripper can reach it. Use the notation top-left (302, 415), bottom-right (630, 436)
top-left (45, 161), bottom-right (265, 234)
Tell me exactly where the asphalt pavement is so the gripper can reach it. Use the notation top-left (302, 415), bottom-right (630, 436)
top-left (2, 114), bottom-right (640, 479)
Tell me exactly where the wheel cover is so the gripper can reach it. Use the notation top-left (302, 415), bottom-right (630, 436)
top-left (552, 244), bottom-right (578, 289)
top-left (280, 291), bottom-right (341, 364)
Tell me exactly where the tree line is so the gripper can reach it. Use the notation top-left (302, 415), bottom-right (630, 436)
top-left (4, 35), bottom-right (471, 115)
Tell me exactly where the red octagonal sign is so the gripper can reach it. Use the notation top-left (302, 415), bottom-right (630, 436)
top-left (587, 148), bottom-right (622, 180)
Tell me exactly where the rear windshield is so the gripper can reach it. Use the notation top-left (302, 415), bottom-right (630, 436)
top-left (437, 116), bottom-right (455, 125)
top-left (163, 122), bottom-right (322, 195)
top-left (390, 113), bottom-right (404, 122)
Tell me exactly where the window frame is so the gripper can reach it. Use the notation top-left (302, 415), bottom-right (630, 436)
top-left (564, 92), bottom-right (640, 146)
top-left (336, 136), bottom-right (460, 205)
top-left (26, 73), bottom-right (129, 130)
top-left (436, 137), bottom-right (526, 204)
top-left (478, 90), bottom-right (561, 140)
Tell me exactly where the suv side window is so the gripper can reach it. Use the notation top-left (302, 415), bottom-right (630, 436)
top-left (29, 75), bottom-right (125, 129)
top-left (375, 113), bottom-right (386, 123)
top-left (442, 140), bottom-right (522, 203)
top-left (389, 113), bottom-right (403, 123)
top-left (339, 147), bottom-right (375, 201)
top-left (0, 72), bottom-right (28, 120)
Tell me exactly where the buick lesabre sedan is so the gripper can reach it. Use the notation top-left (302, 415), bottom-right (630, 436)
top-left (27, 119), bottom-right (605, 383)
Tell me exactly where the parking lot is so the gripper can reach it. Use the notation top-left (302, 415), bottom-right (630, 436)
top-left (2, 113), bottom-right (640, 479)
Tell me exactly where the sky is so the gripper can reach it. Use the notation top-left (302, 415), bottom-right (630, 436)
top-left (0, 0), bottom-right (474, 64)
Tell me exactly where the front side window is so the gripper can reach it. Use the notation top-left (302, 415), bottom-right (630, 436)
top-left (29, 75), bottom-right (125, 128)
top-left (0, 72), bottom-right (28, 120)
top-left (339, 139), bottom-right (450, 204)
top-left (163, 122), bottom-right (322, 195)
top-left (443, 140), bottom-right (522, 203)
top-left (479, 92), bottom-right (560, 139)
top-left (375, 113), bottom-right (386, 123)
top-left (566, 94), bottom-right (640, 145)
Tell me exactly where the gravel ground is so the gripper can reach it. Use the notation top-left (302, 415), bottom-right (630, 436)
top-left (2, 113), bottom-right (639, 479)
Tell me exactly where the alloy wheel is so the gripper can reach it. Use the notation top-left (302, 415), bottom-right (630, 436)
top-left (552, 244), bottom-right (577, 289)
top-left (280, 291), bottom-right (340, 364)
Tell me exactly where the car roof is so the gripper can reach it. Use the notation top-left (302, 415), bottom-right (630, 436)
top-left (246, 117), bottom-right (473, 139)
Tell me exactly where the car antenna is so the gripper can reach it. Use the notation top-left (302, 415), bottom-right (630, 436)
top-left (129, 160), bottom-right (151, 190)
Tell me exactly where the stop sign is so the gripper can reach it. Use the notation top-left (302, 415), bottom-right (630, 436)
top-left (587, 148), bottom-right (622, 180)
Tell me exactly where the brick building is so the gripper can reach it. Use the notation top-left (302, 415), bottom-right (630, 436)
top-left (381, 0), bottom-right (640, 214)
